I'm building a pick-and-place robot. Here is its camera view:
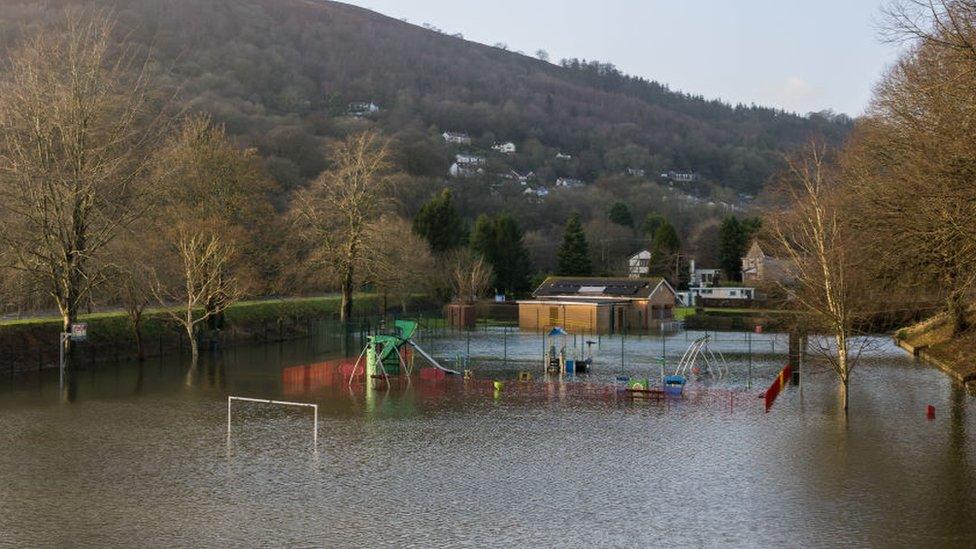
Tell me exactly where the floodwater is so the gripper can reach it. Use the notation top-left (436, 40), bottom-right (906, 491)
top-left (0, 328), bottom-right (974, 547)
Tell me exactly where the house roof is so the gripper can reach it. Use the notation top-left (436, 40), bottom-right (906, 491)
top-left (532, 276), bottom-right (675, 300)
top-left (746, 240), bottom-right (774, 259)
top-left (628, 249), bottom-right (651, 260)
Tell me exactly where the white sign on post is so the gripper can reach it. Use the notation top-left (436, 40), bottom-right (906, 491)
top-left (70, 323), bottom-right (88, 341)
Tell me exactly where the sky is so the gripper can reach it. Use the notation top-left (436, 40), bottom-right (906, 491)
top-left (341, 0), bottom-right (903, 116)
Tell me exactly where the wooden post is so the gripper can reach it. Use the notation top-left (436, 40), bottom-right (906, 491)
top-left (788, 328), bottom-right (805, 386)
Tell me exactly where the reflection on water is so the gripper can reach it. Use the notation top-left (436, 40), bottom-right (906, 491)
top-left (0, 330), bottom-right (974, 547)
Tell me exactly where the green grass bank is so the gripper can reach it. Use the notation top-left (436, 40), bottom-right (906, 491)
top-left (0, 294), bottom-right (435, 372)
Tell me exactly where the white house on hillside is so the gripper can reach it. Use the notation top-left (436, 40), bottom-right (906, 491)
top-left (346, 101), bottom-right (379, 116)
top-left (661, 171), bottom-right (700, 183)
top-left (449, 153), bottom-right (485, 177)
top-left (492, 141), bottom-right (516, 154)
top-left (506, 170), bottom-right (535, 185)
top-left (688, 259), bottom-right (720, 287)
top-left (442, 131), bottom-right (472, 145)
top-left (628, 250), bottom-right (652, 278)
top-left (555, 177), bottom-right (584, 188)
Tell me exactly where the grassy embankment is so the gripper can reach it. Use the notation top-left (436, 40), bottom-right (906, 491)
top-left (895, 312), bottom-right (976, 386)
top-left (1, 294), bottom-right (400, 338)
top-left (0, 294), bottom-right (433, 370)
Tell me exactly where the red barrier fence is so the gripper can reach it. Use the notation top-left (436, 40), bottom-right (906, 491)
top-left (764, 364), bottom-right (792, 412)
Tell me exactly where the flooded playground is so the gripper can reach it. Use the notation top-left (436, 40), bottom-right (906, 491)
top-left (1, 326), bottom-right (974, 547)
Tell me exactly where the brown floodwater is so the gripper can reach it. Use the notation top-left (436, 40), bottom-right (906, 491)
top-left (0, 329), bottom-right (973, 547)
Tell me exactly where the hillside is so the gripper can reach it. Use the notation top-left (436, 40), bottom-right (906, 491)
top-left (0, 0), bottom-right (853, 274)
top-left (1, 0), bottom-right (851, 195)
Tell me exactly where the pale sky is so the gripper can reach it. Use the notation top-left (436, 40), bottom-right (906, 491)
top-left (340, 0), bottom-right (902, 116)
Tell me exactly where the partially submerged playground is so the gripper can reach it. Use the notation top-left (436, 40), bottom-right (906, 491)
top-left (277, 317), bottom-right (803, 418)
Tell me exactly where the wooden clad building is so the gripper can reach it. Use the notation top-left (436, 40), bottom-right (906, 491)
top-left (518, 276), bottom-right (677, 334)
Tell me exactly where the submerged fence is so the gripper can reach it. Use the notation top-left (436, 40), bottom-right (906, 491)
top-left (1, 307), bottom-right (450, 375)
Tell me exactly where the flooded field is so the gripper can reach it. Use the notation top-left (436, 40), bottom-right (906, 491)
top-left (1, 328), bottom-right (973, 547)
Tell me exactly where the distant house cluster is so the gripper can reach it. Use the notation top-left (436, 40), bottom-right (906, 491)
top-left (438, 129), bottom-right (596, 199)
top-left (628, 251), bottom-right (778, 307)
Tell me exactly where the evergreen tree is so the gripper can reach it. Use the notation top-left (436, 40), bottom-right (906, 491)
top-left (650, 220), bottom-right (682, 281)
top-left (608, 201), bottom-right (634, 227)
top-left (718, 216), bottom-right (747, 281)
top-left (492, 215), bottom-right (533, 294)
top-left (412, 189), bottom-right (466, 253)
top-left (469, 214), bottom-right (497, 260)
top-left (742, 217), bottom-right (762, 237)
top-left (642, 213), bottom-right (666, 239)
top-left (470, 214), bottom-right (533, 295)
top-left (652, 222), bottom-right (680, 254)
top-left (557, 212), bottom-right (592, 276)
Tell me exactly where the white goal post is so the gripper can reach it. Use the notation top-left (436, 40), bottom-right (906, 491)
top-left (227, 396), bottom-right (318, 445)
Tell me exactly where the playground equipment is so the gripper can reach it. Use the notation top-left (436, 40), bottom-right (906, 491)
top-left (673, 335), bottom-right (728, 380)
top-left (663, 375), bottom-right (686, 396)
top-left (348, 320), bottom-right (459, 386)
top-left (543, 327), bottom-right (593, 375)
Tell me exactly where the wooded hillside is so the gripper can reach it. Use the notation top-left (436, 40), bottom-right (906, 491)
top-left (1, 0), bottom-right (851, 195)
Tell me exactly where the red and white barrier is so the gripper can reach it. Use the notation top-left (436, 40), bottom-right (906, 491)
top-left (764, 364), bottom-right (792, 412)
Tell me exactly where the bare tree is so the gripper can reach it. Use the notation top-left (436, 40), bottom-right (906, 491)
top-left (152, 227), bottom-right (240, 363)
top-left (0, 10), bottom-right (165, 366)
top-left (363, 215), bottom-right (437, 313)
top-left (847, 13), bottom-right (976, 335)
top-left (883, 0), bottom-right (976, 61)
top-left (767, 143), bottom-right (875, 413)
top-left (148, 115), bottom-right (271, 362)
top-left (292, 131), bottom-right (391, 322)
top-left (449, 249), bottom-right (493, 304)
top-left (106, 230), bottom-right (161, 361)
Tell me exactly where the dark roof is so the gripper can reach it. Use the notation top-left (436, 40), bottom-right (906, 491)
top-left (532, 277), bottom-right (672, 299)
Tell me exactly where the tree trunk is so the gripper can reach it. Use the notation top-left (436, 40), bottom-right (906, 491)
top-left (185, 323), bottom-right (199, 365)
top-left (132, 313), bottom-right (145, 362)
top-left (836, 331), bottom-right (850, 413)
top-left (340, 268), bottom-right (354, 323)
top-left (948, 291), bottom-right (969, 336)
top-left (842, 377), bottom-right (850, 414)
